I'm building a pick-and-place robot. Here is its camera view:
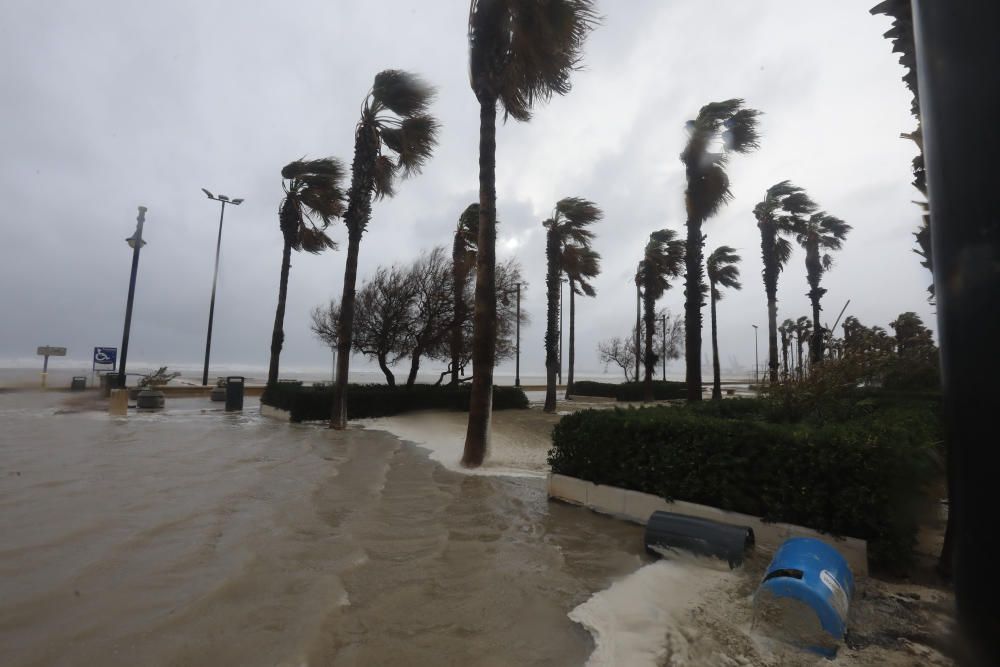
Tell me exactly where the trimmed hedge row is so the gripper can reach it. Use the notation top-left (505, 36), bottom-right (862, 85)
top-left (548, 401), bottom-right (940, 569)
top-left (570, 380), bottom-right (687, 401)
top-left (262, 382), bottom-right (529, 422)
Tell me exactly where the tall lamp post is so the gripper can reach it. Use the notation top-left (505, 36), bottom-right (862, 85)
top-left (515, 282), bottom-right (521, 387)
top-left (200, 188), bottom-right (243, 386)
top-left (558, 278), bottom-right (566, 385)
top-left (751, 324), bottom-right (759, 385)
top-left (661, 313), bottom-right (667, 381)
top-left (118, 206), bottom-right (148, 388)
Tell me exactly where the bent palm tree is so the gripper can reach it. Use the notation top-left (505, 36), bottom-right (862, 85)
top-left (562, 243), bottom-right (601, 399)
top-left (754, 181), bottom-right (816, 384)
top-left (331, 70), bottom-right (438, 429)
top-left (451, 204), bottom-right (479, 385)
top-left (268, 158), bottom-right (345, 386)
top-left (795, 212), bottom-right (851, 363)
top-left (636, 229), bottom-right (685, 402)
top-left (464, 0), bottom-right (598, 466)
top-left (680, 99), bottom-right (761, 401)
top-left (543, 197), bottom-right (602, 413)
top-left (706, 245), bottom-right (742, 400)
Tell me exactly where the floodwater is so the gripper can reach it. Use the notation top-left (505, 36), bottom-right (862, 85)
top-left (0, 391), bottom-right (647, 666)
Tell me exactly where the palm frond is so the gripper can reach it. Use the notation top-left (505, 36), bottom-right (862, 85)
top-left (775, 236), bottom-right (793, 269)
top-left (372, 70), bottom-right (435, 117)
top-left (707, 245), bottom-right (742, 292)
top-left (723, 108), bottom-right (762, 153)
top-left (456, 203), bottom-right (480, 250)
top-left (299, 226), bottom-right (337, 254)
top-left (470, 0), bottom-right (599, 121)
top-left (372, 155), bottom-right (398, 200)
top-left (686, 159), bottom-right (732, 221)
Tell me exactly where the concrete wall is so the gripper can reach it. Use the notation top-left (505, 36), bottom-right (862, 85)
top-left (548, 473), bottom-right (868, 576)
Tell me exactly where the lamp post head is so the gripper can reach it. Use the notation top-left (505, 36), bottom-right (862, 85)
top-left (201, 188), bottom-right (214, 199)
top-left (231, 198), bottom-right (244, 205)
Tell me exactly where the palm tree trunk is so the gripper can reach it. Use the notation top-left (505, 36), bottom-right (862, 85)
top-left (543, 227), bottom-right (560, 413)
top-left (711, 288), bottom-right (722, 400)
top-left (565, 282), bottom-right (576, 399)
top-left (267, 240), bottom-right (292, 386)
top-left (377, 352), bottom-right (395, 387)
top-left (450, 241), bottom-right (466, 385)
top-left (634, 284), bottom-right (641, 383)
top-left (462, 97), bottom-right (497, 467)
top-left (761, 226), bottom-right (780, 384)
top-left (331, 231), bottom-right (361, 428)
top-left (780, 333), bottom-right (789, 381)
top-left (684, 218), bottom-right (705, 401)
top-left (805, 239), bottom-right (824, 364)
top-left (643, 283), bottom-right (656, 402)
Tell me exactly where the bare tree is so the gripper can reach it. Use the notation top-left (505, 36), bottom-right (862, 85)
top-left (404, 247), bottom-right (454, 387)
top-left (310, 299), bottom-right (340, 382)
top-left (352, 266), bottom-right (416, 387)
top-left (598, 331), bottom-right (640, 382)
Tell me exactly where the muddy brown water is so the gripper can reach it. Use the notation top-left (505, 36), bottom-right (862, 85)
top-left (0, 392), bottom-right (647, 666)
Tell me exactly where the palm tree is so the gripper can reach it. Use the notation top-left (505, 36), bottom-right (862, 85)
top-left (754, 181), bottom-right (817, 384)
top-left (562, 243), bottom-right (601, 399)
top-left (794, 316), bottom-right (812, 380)
top-left (450, 203), bottom-right (479, 385)
top-left (794, 212), bottom-right (851, 364)
top-left (268, 158), bottom-right (345, 386)
top-left (779, 318), bottom-right (795, 380)
top-left (706, 245), bottom-right (742, 400)
top-left (636, 229), bottom-right (686, 402)
top-left (680, 99), bottom-right (761, 401)
top-left (542, 197), bottom-right (602, 413)
top-left (463, 0), bottom-right (598, 466)
top-left (331, 70), bottom-right (438, 429)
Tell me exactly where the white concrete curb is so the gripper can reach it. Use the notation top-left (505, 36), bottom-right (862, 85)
top-left (260, 404), bottom-right (292, 421)
top-left (548, 472), bottom-right (869, 576)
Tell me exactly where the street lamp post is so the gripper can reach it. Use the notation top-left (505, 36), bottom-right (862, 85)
top-left (515, 282), bottom-right (521, 387)
top-left (118, 206), bottom-right (148, 388)
top-left (752, 324), bottom-right (759, 386)
top-left (558, 278), bottom-right (566, 385)
top-left (661, 313), bottom-right (667, 381)
top-left (200, 189), bottom-right (243, 386)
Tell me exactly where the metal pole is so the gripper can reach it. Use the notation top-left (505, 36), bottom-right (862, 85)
top-left (118, 206), bottom-right (147, 388)
top-left (913, 3), bottom-right (999, 663)
top-left (752, 325), bottom-right (759, 385)
top-left (515, 283), bottom-right (521, 387)
top-left (202, 200), bottom-right (226, 386)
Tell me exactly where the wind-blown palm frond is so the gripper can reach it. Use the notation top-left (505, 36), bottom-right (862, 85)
top-left (280, 157), bottom-right (346, 253)
top-left (707, 245), bottom-right (742, 300)
top-left (563, 243), bottom-right (600, 296)
top-left (545, 196), bottom-right (602, 246)
top-left (469, 0), bottom-right (600, 120)
top-left (372, 70), bottom-right (435, 117)
top-left (774, 236), bottom-right (793, 269)
top-left (636, 228), bottom-right (685, 300)
top-left (796, 212), bottom-right (852, 249)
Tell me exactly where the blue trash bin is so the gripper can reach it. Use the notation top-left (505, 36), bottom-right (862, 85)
top-left (755, 537), bottom-right (854, 656)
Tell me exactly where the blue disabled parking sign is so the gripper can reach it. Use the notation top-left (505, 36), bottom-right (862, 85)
top-left (93, 347), bottom-right (117, 369)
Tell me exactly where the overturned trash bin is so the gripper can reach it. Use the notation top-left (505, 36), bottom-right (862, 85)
top-left (644, 511), bottom-right (755, 568)
top-left (753, 537), bottom-right (854, 657)
top-left (225, 376), bottom-right (245, 411)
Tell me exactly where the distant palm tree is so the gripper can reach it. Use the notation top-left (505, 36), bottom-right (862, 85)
top-left (680, 100), bottom-right (761, 401)
top-left (706, 245), bottom-right (742, 400)
top-left (450, 203), bottom-right (479, 385)
top-left (794, 212), bottom-right (851, 363)
top-left (779, 318), bottom-right (795, 380)
top-left (543, 198), bottom-right (602, 413)
top-left (331, 70), bottom-right (438, 429)
top-left (562, 243), bottom-right (601, 399)
top-left (464, 0), bottom-right (598, 466)
top-left (754, 181), bottom-right (817, 384)
top-left (636, 229), bottom-right (685, 402)
top-left (268, 158), bottom-right (346, 386)
top-left (794, 316), bottom-right (812, 380)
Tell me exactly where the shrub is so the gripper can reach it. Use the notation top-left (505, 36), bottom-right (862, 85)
top-left (548, 402), bottom-right (940, 570)
top-left (570, 380), bottom-right (687, 401)
top-left (262, 383), bottom-right (528, 422)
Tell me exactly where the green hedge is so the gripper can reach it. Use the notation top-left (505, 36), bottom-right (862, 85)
top-left (570, 380), bottom-right (687, 401)
top-left (262, 383), bottom-right (528, 422)
top-left (548, 403), bottom-right (940, 569)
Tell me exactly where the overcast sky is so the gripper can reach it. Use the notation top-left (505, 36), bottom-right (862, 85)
top-left (0, 1), bottom-right (932, 380)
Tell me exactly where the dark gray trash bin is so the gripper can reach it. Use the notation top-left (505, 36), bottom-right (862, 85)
top-left (644, 510), bottom-right (755, 568)
top-left (225, 376), bottom-right (245, 411)
top-left (71, 376), bottom-right (87, 391)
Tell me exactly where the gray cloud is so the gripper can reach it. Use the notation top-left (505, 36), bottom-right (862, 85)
top-left (0, 1), bottom-right (932, 379)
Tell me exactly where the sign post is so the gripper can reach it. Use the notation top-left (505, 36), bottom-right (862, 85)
top-left (37, 345), bottom-right (67, 388)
